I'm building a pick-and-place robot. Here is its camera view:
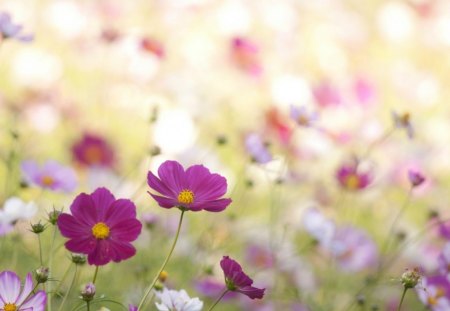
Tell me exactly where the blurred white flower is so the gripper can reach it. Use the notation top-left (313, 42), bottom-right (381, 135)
top-left (155, 288), bottom-right (203, 311)
top-left (302, 207), bottom-right (335, 249)
top-left (0, 197), bottom-right (37, 235)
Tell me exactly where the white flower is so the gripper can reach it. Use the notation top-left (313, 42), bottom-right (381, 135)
top-left (302, 207), bottom-right (335, 249)
top-left (155, 288), bottom-right (203, 311)
top-left (0, 197), bottom-right (37, 235)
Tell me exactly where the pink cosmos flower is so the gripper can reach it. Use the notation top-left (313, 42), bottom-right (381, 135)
top-left (336, 160), bottom-right (372, 191)
top-left (72, 133), bottom-right (115, 168)
top-left (416, 275), bottom-right (450, 310)
top-left (0, 271), bottom-right (46, 311)
top-left (408, 170), bottom-right (426, 188)
top-left (313, 81), bottom-right (342, 108)
top-left (140, 37), bottom-right (165, 59)
top-left (231, 37), bottom-right (263, 76)
top-left (57, 187), bottom-right (142, 266)
top-left (21, 160), bottom-right (77, 192)
top-left (194, 277), bottom-right (238, 300)
top-left (220, 256), bottom-right (265, 299)
top-left (147, 160), bottom-right (232, 212)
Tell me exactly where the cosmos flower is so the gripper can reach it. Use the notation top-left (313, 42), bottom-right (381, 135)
top-left (147, 160), bottom-right (232, 212)
top-left (140, 37), bottom-right (165, 58)
top-left (416, 275), bottom-right (450, 311)
top-left (231, 37), bottom-right (263, 76)
top-left (408, 170), bottom-right (426, 188)
top-left (0, 12), bottom-right (33, 42)
top-left (245, 244), bottom-right (274, 269)
top-left (312, 80), bottom-right (342, 107)
top-left (72, 133), bottom-right (115, 168)
top-left (220, 256), bottom-right (265, 299)
top-left (329, 226), bottom-right (378, 272)
top-left (353, 77), bottom-right (376, 106)
top-left (0, 197), bottom-right (37, 236)
top-left (336, 160), bottom-right (372, 191)
top-left (290, 105), bottom-right (318, 127)
top-left (438, 243), bottom-right (450, 275)
top-left (302, 207), bottom-right (335, 249)
top-left (155, 288), bottom-right (203, 311)
top-left (57, 187), bottom-right (142, 266)
top-left (245, 133), bottom-right (272, 164)
top-left (21, 160), bottom-right (77, 192)
top-left (0, 271), bottom-right (46, 311)
top-left (194, 277), bottom-right (237, 300)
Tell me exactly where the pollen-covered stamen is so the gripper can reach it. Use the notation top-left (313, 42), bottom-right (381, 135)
top-left (4, 303), bottom-right (17, 311)
top-left (345, 174), bottom-right (360, 190)
top-left (41, 175), bottom-right (55, 187)
top-left (177, 189), bottom-right (194, 205)
top-left (92, 222), bottom-right (110, 239)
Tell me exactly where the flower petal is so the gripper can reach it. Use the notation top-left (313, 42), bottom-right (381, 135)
top-left (65, 237), bottom-right (97, 254)
top-left (157, 161), bottom-right (187, 193)
top-left (87, 240), bottom-right (113, 266)
top-left (105, 199), bottom-right (137, 227)
top-left (70, 193), bottom-right (97, 226)
top-left (149, 193), bottom-right (177, 209)
top-left (0, 271), bottom-right (20, 303)
top-left (57, 214), bottom-right (90, 238)
top-left (15, 273), bottom-right (33, 305)
top-left (192, 198), bottom-right (232, 212)
top-left (90, 187), bottom-right (116, 221)
top-left (237, 286), bottom-right (265, 299)
top-left (147, 171), bottom-right (176, 197)
top-left (186, 165), bottom-right (227, 200)
top-left (19, 290), bottom-right (46, 311)
top-left (110, 219), bottom-right (142, 242)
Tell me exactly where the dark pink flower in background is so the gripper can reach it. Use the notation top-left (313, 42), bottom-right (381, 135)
top-left (416, 275), bottom-right (450, 309)
top-left (245, 244), bottom-right (274, 269)
top-left (231, 37), bottom-right (263, 76)
top-left (220, 256), bottom-right (265, 299)
top-left (194, 277), bottom-right (238, 300)
top-left (0, 271), bottom-right (46, 311)
top-left (147, 160), bottom-right (232, 212)
top-left (0, 12), bottom-right (33, 42)
top-left (140, 37), bottom-right (165, 58)
top-left (72, 133), bottom-right (115, 168)
top-left (313, 80), bottom-right (342, 108)
top-left (58, 187), bottom-right (142, 266)
top-left (336, 160), bottom-right (372, 191)
top-left (408, 170), bottom-right (426, 188)
top-left (21, 160), bottom-right (77, 192)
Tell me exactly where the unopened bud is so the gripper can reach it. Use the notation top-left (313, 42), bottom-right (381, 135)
top-left (35, 266), bottom-right (49, 283)
top-left (401, 267), bottom-right (421, 289)
top-left (81, 282), bottom-right (96, 301)
top-left (48, 209), bottom-right (61, 225)
top-left (71, 253), bottom-right (87, 265)
top-left (159, 270), bottom-right (168, 283)
top-left (31, 222), bottom-right (46, 234)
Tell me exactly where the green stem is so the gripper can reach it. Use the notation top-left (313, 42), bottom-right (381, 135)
top-left (397, 287), bottom-right (408, 311)
top-left (57, 265), bottom-right (77, 311)
top-left (206, 289), bottom-right (229, 311)
top-left (137, 210), bottom-right (186, 311)
top-left (38, 234), bottom-right (43, 266)
top-left (92, 266), bottom-right (99, 284)
top-left (47, 225), bottom-right (58, 311)
top-left (54, 263), bottom-right (72, 294)
top-left (86, 301), bottom-right (90, 311)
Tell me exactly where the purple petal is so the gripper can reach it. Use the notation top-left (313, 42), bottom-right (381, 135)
top-left (19, 290), bottom-right (46, 311)
top-left (149, 192), bottom-right (177, 209)
top-left (193, 198), bottom-right (232, 212)
top-left (70, 193), bottom-right (98, 226)
top-left (237, 286), bottom-right (265, 299)
top-left (21, 160), bottom-right (39, 184)
top-left (65, 237), bottom-right (97, 254)
top-left (90, 187), bottom-right (116, 221)
top-left (107, 240), bottom-right (137, 262)
top-left (0, 271), bottom-right (20, 303)
top-left (147, 171), bottom-right (176, 197)
top-left (58, 214), bottom-right (90, 238)
top-left (16, 273), bottom-right (33, 305)
top-left (104, 199), bottom-right (136, 227)
top-left (186, 165), bottom-right (228, 200)
top-left (157, 161), bottom-right (187, 193)
top-left (110, 219), bottom-right (142, 242)
top-left (87, 240), bottom-right (113, 265)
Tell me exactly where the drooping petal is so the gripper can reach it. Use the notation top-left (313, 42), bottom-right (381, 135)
top-left (193, 198), bottom-right (232, 212)
top-left (149, 193), bottom-right (178, 209)
top-left (147, 171), bottom-right (176, 197)
top-left (19, 290), bottom-right (46, 311)
top-left (237, 286), bottom-right (265, 299)
top-left (0, 271), bottom-right (21, 303)
top-left (110, 219), bottom-right (142, 242)
top-left (157, 161), bottom-right (187, 193)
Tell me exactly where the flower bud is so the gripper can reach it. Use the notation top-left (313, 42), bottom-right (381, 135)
top-left (71, 253), bottom-right (87, 265)
top-left (81, 282), bottom-right (96, 301)
top-left (31, 222), bottom-right (46, 234)
top-left (35, 266), bottom-right (49, 284)
top-left (48, 209), bottom-right (61, 225)
top-left (401, 267), bottom-right (421, 289)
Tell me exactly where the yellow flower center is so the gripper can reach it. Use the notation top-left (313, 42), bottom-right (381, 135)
top-left (41, 175), bottom-right (55, 186)
top-left (91, 222), bottom-right (110, 239)
top-left (85, 146), bottom-right (102, 163)
top-left (177, 189), bottom-right (194, 204)
top-left (4, 303), bottom-right (17, 311)
top-left (344, 174), bottom-right (360, 190)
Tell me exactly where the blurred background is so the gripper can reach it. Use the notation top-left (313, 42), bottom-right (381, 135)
top-left (1, 0), bottom-right (450, 310)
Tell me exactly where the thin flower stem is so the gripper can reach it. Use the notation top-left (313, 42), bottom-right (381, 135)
top-left (92, 266), bottom-right (99, 284)
top-left (137, 210), bottom-right (186, 311)
top-left (397, 287), bottom-right (408, 311)
top-left (38, 234), bottom-right (43, 266)
top-left (86, 301), bottom-right (90, 311)
top-left (206, 289), bottom-right (229, 311)
top-left (47, 224), bottom-right (58, 311)
top-left (57, 265), bottom-right (77, 311)
top-left (54, 263), bottom-right (72, 294)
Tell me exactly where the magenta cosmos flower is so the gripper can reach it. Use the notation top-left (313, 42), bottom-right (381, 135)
top-left (336, 161), bottom-right (372, 191)
top-left (231, 37), bottom-right (263, 77)
top-left (21, 160), bottom-right (77, 192)
top-left (220, 256), bottom-right (265, 299)
top-left (408, 170), bottom-right (425, 188)
top-left (72, 133), bottom-right (115, 168)
top-left (58, 187), bottom-right (142, 266)
top-left (0, 271), bottom-right (46, 311)
top-left (147, 160), bottom-right (232, 212)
